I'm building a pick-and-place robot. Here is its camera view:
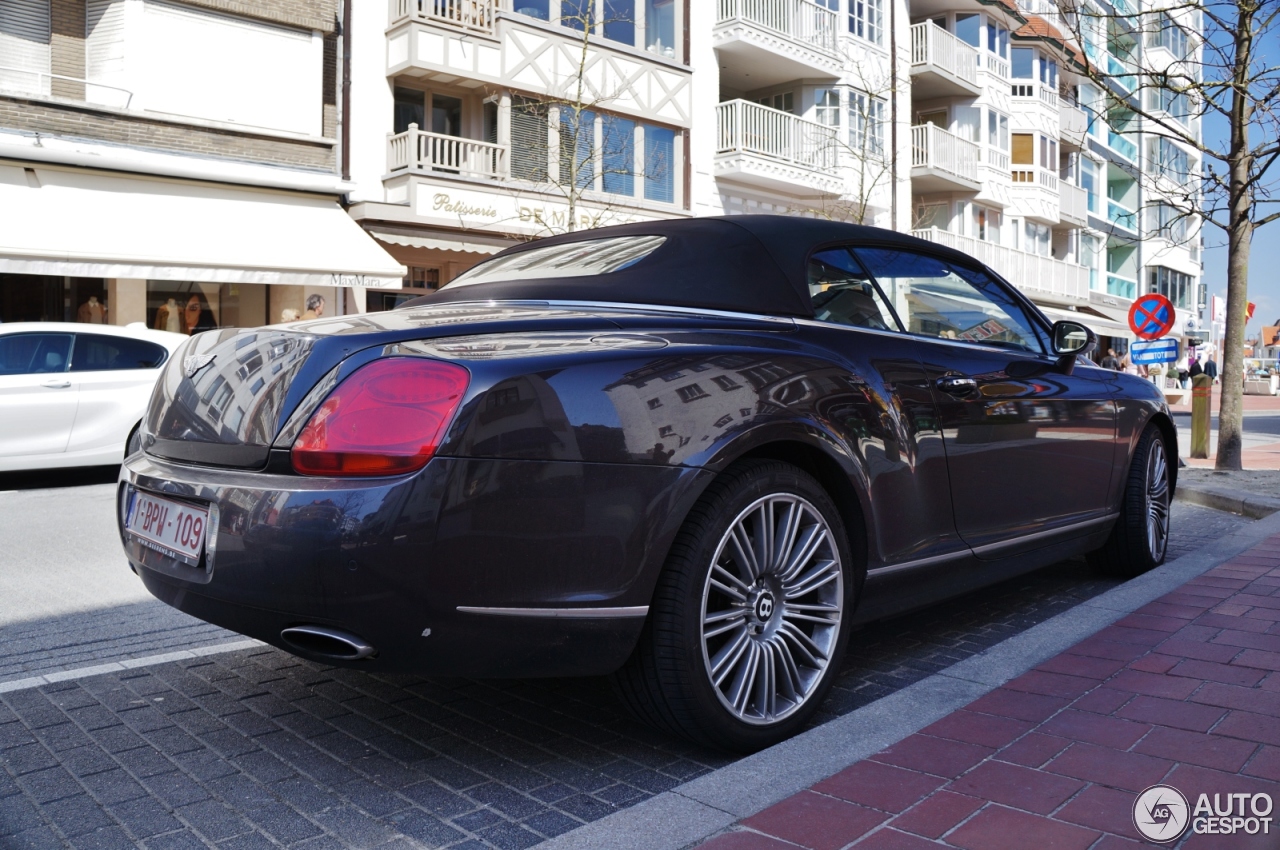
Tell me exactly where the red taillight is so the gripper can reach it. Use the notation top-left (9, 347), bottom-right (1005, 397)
top-left (291, 358), bottom-right (470, 477)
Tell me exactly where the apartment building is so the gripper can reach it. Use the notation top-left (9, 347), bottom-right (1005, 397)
top-left (0, 0), bottom-right (403, 330)
top-left (346, 0), bottom-right (1202, 352)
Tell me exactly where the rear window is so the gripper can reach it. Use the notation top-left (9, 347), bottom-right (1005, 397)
top-left (444, 235), bottom-right (666, 288)
top-left (69, 334), bottom-right (168, 372)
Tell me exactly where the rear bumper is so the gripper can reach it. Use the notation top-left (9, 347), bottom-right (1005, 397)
top-left (118, 452), bottom-right (702, 677)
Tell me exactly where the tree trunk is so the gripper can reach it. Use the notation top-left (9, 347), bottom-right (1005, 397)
top-left (1215, 14), bottom-right (1255, 471)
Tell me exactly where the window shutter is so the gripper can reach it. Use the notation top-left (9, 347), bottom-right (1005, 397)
top-left (1011, 133), bottom-right (1033, 165)
top-left (510, 99), bottom-right (548, 182)
top-left (86, 0), bottom-right (127, 104)
top-left (0, 0), bottom-right (51, 96)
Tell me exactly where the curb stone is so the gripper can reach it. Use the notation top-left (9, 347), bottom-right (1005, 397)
top-left (533, 508), bottom-right (1280, 850)
top-left (1174, 481), bottom-right (1280, 518)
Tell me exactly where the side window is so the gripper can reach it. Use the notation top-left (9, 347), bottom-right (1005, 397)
top-left (854, 248), bottom-right (1045, 353)
top-left (807, 248), bottom-right (901, 331)
top-left (69, 335), bottom-right (168, 372)
top-left (0, 334), bottom-right (73, 376)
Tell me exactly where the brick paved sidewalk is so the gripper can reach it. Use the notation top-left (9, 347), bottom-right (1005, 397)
top-left (698, 536), bottom-right (1280, 850)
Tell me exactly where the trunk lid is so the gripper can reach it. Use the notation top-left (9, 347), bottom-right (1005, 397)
top-left (143, 303), bottom-right (620, 469)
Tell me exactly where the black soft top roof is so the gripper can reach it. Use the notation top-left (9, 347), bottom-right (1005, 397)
top-left (411, 216), bottom-right (983, 318)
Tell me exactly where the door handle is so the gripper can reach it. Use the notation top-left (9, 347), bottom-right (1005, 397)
top-left (40, 379), bottom-right (71, 389)
top-left (936, 376), bottom-right (978, 395)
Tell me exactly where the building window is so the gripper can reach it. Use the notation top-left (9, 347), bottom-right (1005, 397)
top-left (647, 397), bottom-right (662, 409)
top-left (1149, 266), bottom-right (1193, 308)
top-left (987, 109), bottom-right (1009, 150)
top-left (955, 13), bottom-right (980, 46)
top-left (711, 375), bottom-right (741, 391)
top-left (552, 0), bottom-right (678, 57)
top-left (602, 114), bottom-right (636, 196)
top-left (1148, 137), bottom-right (1192, 185)
top-left (1011, 48), bottom-right (1034, 78)
top-left (403, 267), bottom-right (440, 290)
top-left (676, 383), bottom-right (709, 402)
top-left (848, 92), bottom-right (885, 156)
top-left (645, 0), bottom-right (676, 57)
top-left (645, 125), bottom-right (676, 202)
top-left (972, 205), bottom-right (1002, 244)
top-left (758, 91), bottom-right (794, 113)
top-left (1024, 222), bottom-right (1051, 256)
top-left (1081, 157), bottom-right (1100, 213)
top-left (814, 89), bottom-right (841, 128)
top-left (849, 0), bottom-right (882, 45)
top-left (1148, 86), bottom-right (1191, 125)
top-left (1146, 203), bottom-right (1189, 242)
top-left (986, 19), bottom-right (1008, 58)
top-left (1147, 12), bottom-right (1189, 58)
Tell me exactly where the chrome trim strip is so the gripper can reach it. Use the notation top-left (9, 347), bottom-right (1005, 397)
top-left (867, 549), bottom-right (969, 576)
top-left (455, 605), bottom-right (649, 619)
top-left (430, 299), bottom-right (797, 327)
top-left (868, 514), bottom-right (1118, 575)
top-left (970, 514), bottom-right (1117, 558)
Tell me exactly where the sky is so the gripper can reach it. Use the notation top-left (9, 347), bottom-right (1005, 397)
top-left (1197, 12), bottom-right (1280, 340)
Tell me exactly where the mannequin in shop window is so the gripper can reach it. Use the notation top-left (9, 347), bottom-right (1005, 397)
top-left (185, 294), bottom-right (217, 334)
top-left (78, 296), bottom-right (107, 324)
top-left (155, 298), bottom-right (185, 333)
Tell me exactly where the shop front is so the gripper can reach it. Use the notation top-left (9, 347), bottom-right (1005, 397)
top-left (0, 163), bottom-right (405, 330)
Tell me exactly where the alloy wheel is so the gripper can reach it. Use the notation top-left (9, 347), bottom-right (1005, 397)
top-left (1146, 438), bottom-right (1170, 562)
top-left (700, 494), bottom-right (843, 725)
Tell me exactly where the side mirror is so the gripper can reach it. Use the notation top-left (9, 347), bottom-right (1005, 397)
top-left (1051, 320), bottom-right (1096, 375)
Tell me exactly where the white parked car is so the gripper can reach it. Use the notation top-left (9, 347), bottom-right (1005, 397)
top-left (0, 322), bottom-right (187, 471)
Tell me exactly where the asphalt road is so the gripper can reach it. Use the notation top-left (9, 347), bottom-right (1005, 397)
top-left (0, 463), bottom-right (1260, 849)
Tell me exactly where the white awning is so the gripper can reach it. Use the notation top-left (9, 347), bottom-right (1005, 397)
top-left (1037, 305), bottom-right (1134, 339)
top-left (0, 164), bottom-right (406, 288)
top-left (367, 228), bottom-right (508, 255)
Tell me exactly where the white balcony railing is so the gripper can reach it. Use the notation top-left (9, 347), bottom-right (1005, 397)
top-left (716, 99), bottom-right (838, 171)
top-left (982, 53), bottom-right (1009, 80)
top-left (983, 147), bottom-right (1010, 171)
top-left (0, 66), bottom-right (134, 108)
top-left (910, 23), bottom-right (979, 88)
top-left (388, 125), bottom-right (509, 179)
top-left (912, 227), bottom-right (1089, 301)
top-left (911, 124), bottom-right (979, 183)
top-left (390, 0), bottom-right (494, 32)
top-left (716, 0), bottom-right (839, 54)
top-left (1060, 183), bottom-right (1088, 222)
top-left (1011, 82), bottom-right (1058, 108)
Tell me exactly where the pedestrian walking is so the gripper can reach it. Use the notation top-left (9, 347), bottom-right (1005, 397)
top-left (1205, 356), bottom-right (1219, 383)
top-left (1101, 348), bottom-right (1120, 370)
top-left (1189, 356), bottom-right (1203, 379)
top-left (302, 294), bottom-right (326, 320)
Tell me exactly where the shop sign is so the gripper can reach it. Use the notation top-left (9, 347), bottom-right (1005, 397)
top-left (413, 183), bottom-right (662, 236)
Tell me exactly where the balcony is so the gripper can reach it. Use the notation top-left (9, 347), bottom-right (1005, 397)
top-left (981, 53), bottom-right (1010, 81)
top-left (1009, 168), bottom-right (1060, 223)
top-left (1060, 104), bottom-right (1088, 150)
top-left (910, 124), bottom-right (980, 191)
top-left (1108, 199), bottom-right (1137, 231)
top-left (714, 99), bottom-right (844, 196)
top-left (1106, 54), bottom-right (1136, 92)
top-left (913, 227), bottom-right (1089, 302)
top-left (389, 0), bottom-right (493, 33)
top-left (1108, 128), bottom-right (1138, 161)
top-left (0, 66), bottom-right (135, 108)
top-left (909, 23), bottom-right (981, 98)
top-left (388, 125), bottom-right (509, 180)
top-left (1060, 183), bottom-right (1088, 225)
top-left (1107, 273), bottom-right (1137, 299)
top-left (1011, 82), bottom-right (1058, 109)
top-left (714, 0), bottom-right (842, 89)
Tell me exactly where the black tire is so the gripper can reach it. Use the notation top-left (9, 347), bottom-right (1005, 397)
top-left (612, 460), bottom-right (856, 752)
top-left (1088, 426), bottom-right (1171, 578)
top-left (125, 423), bottom-right (142, 460)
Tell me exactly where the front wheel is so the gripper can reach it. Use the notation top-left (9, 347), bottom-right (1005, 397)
top-left (613, 460), bottom-right (855, 752)
top-left (1088, 425), bottom-right (1171, 577)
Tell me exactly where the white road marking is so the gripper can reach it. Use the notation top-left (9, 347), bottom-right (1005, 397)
top-left (0, 639), bottom-right (264, 693)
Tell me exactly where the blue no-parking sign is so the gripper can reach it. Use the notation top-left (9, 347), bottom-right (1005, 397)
top-left (1130, 338), bottom-right (1180, 364)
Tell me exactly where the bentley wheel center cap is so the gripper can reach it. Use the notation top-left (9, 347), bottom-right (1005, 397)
top-left (755, 591), bottom-right (776, 621)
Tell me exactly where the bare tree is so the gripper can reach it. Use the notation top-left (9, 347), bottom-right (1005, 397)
top-left (502, 4), bottom-right (675, 236)
top-left (809, 60), bottom-right (896, 226)
top-left (1059, 0), bottom-right (1280, 470)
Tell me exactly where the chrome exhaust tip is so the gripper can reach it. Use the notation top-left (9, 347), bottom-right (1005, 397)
top-left (280, 625), bottom-right (376, 661)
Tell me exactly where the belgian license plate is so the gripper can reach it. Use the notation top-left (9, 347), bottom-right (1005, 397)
top-left (126, 489), bottom-right (208, 566)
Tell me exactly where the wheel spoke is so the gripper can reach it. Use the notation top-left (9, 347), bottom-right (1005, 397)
top-left (703, 608), bottom-right (747, 639)
top-left (757, 643), bottom-right (776, 719)
top-left (755, 502), bottom-right (775, 574)
top-left (783, 558), bottom-right (840, 600)
top-left (773, 502), bottom-right (803, 576)
top-left (710, 565), bottom-right (749, 603)
top-left (780, 607), bottom-right (840, 625)
top-left (778, 620), bottom-right (827, 666)
top-left (772, 637), bottom-right (803, 702)
top-left (777, 525), bottom-right (825, 584)
top-left (728, 642), bottom-right (761, 715)
top-left (728, 525), bottom-right (760, 582)
top-left (710, 626), bottom-right (750, 686)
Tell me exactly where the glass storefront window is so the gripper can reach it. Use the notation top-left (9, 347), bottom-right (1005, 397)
top-left (146, 282), bottom-right (277, 333)
top-left (0, 274), bottom-right (107, 324)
